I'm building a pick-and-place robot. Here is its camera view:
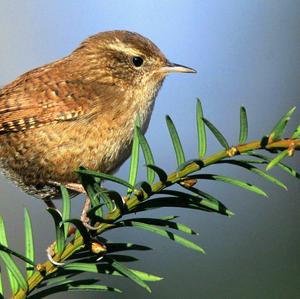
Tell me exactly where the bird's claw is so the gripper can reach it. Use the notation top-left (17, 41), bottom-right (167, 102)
top-left (81, 195), bottom-right (101, 230)
top-left (46, 242), bottom-right (65, 266)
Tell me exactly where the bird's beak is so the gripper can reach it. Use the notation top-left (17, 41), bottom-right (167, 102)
top-left (159, 61), bottom-right (197, 74)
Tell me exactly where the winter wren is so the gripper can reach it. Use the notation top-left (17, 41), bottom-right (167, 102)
top-left (0, 30), bottom-right (196, 199)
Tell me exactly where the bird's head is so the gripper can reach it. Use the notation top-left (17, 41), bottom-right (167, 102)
top-left (73, 30), bottom-right (196, 89)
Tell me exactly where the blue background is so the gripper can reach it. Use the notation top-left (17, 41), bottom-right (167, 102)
top-left (0, 1), bottom-right (299, 298)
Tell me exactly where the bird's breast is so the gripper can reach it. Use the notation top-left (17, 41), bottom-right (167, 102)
top-left (0, 77), bottom-right (163, 197)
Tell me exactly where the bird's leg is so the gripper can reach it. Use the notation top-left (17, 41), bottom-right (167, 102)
top-left (48, 180), bottom-right (86, 194)
top-left (64, 182), bottom-right (86, 194)
top-left (63, 183), bottom-right (97, 229)
top-left (48, 180), bottom-right (97, 230)
top-left (43, 198), bottom-right (57, 209)
top-left (43, 201), bottom-right (65, 265)
top-left (80, 195), bottom-right (96, 229)
top-left (43, 181), bottom-right (87, 211)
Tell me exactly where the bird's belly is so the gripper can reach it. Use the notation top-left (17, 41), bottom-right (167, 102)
top-left (0, 119), bottom-right (134, 192)
top-left (0, 92), bottom-right (155, 199)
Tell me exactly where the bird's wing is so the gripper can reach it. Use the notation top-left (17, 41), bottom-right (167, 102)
top-left (0, 74), bottom-right (118, 134)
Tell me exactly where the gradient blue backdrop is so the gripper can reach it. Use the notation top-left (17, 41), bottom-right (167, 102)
top-left (0, 1), bottom-right (299, 298)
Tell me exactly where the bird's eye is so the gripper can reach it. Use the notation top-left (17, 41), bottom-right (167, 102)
top-left (132, 56), bottom-right (144, 67)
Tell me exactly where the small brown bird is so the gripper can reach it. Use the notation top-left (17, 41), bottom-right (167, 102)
top-left (0, 30), bottom-right (196, 201)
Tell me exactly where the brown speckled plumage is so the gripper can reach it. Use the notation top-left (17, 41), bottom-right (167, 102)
top-left (0, 30), bottom-right (195, 199)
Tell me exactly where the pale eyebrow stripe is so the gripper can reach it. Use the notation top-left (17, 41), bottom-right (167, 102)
top-left (107, 42), bottom-right (143, 57)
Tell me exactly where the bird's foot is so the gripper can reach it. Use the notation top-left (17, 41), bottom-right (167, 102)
top-left (81, 196), bottom-right (101, 230)
top-left (46, 224), bottom-right (76, 266)
top-left (48, 181), bottom-right (86, 194)
top-left (46, 242), bottom-right (65, 266)
top-left (43, 198), bottom-right (57, 209)
top-left (64, 182), bottom-right (86, 194)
